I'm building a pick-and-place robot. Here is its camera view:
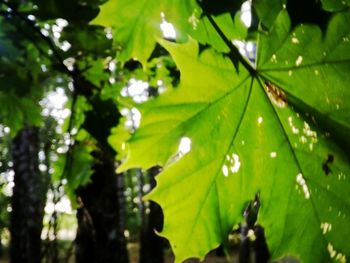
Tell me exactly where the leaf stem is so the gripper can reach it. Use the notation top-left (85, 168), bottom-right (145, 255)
top-left (197, 1), bottom-right (256, 75)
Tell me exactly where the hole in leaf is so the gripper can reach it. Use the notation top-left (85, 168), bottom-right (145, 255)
top-left (322, 153), bottom-right (334, 176)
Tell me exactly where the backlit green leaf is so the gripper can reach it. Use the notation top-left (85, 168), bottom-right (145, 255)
top-left (321, 0), bottom-right (350, 11)
top-left (117, 8), bottom-right (350, 263)
top-left (92, 0), bottom-right (197, 65)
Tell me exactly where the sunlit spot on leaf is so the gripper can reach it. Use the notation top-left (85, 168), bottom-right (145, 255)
top-left (327, 243), bottom-right (347, 262)
top-left (165, 137), bottom-right (192, 166)
top-left (291, 37), bottom-right (300, 44)
top-left (160, 12), bottom-right (176, 40)
top-left (295, 55), bottom-right (303, 66)
top-left (337, 172), bottom-right (347, 181)
top-left (240, 1), bottom-right (252, 27)
top-left (270, 54), bottom-right (277, 63)
top-left (296, 173), bottom-right (310, 199)
top-left (320, 222), bottom-right (332, 234)
top-left (222, 164), bottom-right (229, 177)
top-left (224, 153), bottom-right (241, 176)
top-left (188, 9), bottom-right (200, 30)
top-left (270, 152), bottom-right (277, 158)
top-left (178, 137), bottom-right (191, 156)
top-left (109, 77), bottom-right (116, 84)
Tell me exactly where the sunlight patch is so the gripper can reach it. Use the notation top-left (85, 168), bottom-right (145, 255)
top-left (240, 1), bottom-right (252, 27)
top-left (296, 173), bottom-right (310, 199)
top-left (178, 137), bottom-right (192, 156)
top-left (160, 12), bottom-right (176, 40)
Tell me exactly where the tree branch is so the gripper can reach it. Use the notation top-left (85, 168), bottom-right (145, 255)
top-left (0, 0), bottom-right (73, 76)
top-left (0, 0), bottom-right (83, 187)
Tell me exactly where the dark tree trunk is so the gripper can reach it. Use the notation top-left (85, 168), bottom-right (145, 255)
top-left (10, 126), bottom-right (46, 263)
top-left (74, 95), bottom-right (127, 262)
top-left (0, 239), bottom-right (3, 258)
top-left (75, 149), bottom-right (129, 263)
top-left (139, 167), bottom-right (164, 263)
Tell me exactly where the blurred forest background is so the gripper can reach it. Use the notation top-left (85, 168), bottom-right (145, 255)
top-left (0, 0), bottom-right (175, 262)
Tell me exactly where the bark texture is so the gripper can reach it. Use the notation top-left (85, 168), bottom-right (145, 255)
top-left (75, 97), bottom-right (128, 263)
top-left (75, 149), bottom-right (129, 263)
top-left (139, 167), bottom-right (165, 263)
top-left (10, 126), bottom-right (45, 263)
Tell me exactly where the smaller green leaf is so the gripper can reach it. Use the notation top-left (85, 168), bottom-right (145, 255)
top-left (79, 59), bottom-right (109, 87)
top-left (321, 0), bottom-right (350, 11)
top-left (91, 0), bottom-right (162, 65)
top-left (253, 0), bottom-right (285, 29)
top-left (62, 25), bottom-right (113, 57)
top-left (92, 0), bottom-right (198, 65)
top-left (0, 38), bottom-right (19, 58)
top-left (108, 121), bottom-right (131, 160)
top-left (54, 133), bottom-right (94, 205)
top-left (0, 92), bottom-right (42, 136)
top-left (189, 12), bottom-right (248, 53)
top-left (62, 96), bottom-right (91, 133)
top-left (66, 143), bottom-right (94, 191)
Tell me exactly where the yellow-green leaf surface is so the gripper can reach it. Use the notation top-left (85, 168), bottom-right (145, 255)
top-left (256, 9), bottom-right (350, 262)
top-left (91, 0), bottom-right (197, 65)
top-left (117, 8), bottom-right (350, 263)
top-left (119, 38), bottom-right (252, 261)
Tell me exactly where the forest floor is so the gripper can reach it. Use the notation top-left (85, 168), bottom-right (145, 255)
top-left (128, 243), bottom-right (232, 263)
top-left (0, 243), bottom-right (233, 263)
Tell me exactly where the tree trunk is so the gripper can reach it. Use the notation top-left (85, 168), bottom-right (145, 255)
top-left (139, 167), bottom-right (164, 263)
top-left (75, 149), bottom-right (129, 263)
top-left (10, 126), bottom-right (46, 263)
top-left (74, 95), bottom-right (127, 262)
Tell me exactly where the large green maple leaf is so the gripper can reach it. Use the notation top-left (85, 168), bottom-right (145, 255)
top-left (117, 8), bottom-right (350, 263)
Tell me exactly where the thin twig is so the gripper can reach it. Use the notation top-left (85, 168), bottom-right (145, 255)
top-left (0, 0), bottom-right (72, 76)
top-left (0, 11), bottom-right (54, 63)
top-left (0, 1), bottom-right (86, 186)
top-left (196, 0), bottom-right (256, 75)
